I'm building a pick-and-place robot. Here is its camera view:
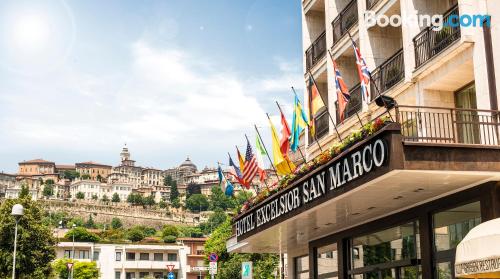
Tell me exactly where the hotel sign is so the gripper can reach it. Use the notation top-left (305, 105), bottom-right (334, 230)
top-left (235, 136), bottom-right (389, 239)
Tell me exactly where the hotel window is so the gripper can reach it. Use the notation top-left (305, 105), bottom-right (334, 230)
top-left (139, 253), bottom-right (149, 260)
top-left (154, 253), bottom-right (163, 261)
top-left (126, 252), bottom-right (136, 261)
top-left (167, 253), bottom-right (177, 261)
top-left (115, 271), bottom-right (121, 279)
top-left (432, 201), bottom-right (481, 279)
top-left (349, 221), bottom-right (421, 279)
top-left (295, 255), bottom-right (310, 279)
top-left (316, 243), bottom-right (338, 279)
top-left (115, 251), bottom-right (122, 261)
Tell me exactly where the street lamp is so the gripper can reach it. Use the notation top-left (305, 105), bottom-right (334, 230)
top-left (11, 204), bottom-right (24, 279)
top-left (71, 223), bottom-right (76, 279)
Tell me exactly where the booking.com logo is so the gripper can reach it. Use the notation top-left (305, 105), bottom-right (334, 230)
top-left (364, 11), bottom-right (491, 30)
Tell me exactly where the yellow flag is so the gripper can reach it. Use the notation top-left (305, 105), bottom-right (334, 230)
top-left (269, 118), bottom-right (296, 175)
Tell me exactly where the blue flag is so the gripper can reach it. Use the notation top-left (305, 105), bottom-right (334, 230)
top-left (224, 180), bottom-right (234, 196)
top-left (217, 165), bottom-right (224, 186)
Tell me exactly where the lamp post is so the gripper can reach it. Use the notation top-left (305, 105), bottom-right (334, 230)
top-left (11, 204), bottom-right (24, 279)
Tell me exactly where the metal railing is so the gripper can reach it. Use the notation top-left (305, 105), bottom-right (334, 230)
top-left (370, 48), bottom-right (404, 101)
top-left (414, 5), bottom-right (461, 68)
top-left (395, 105), bottom-right (500, 145)
top-left (314, 109), bottom-right (330, 139)
top-left (332, 0), bottom-right (358, 46)
top-left (336, 83), bottom-right (362, 124)
top-left (305, 31), bottom-right (327, 71)
top-left (366, 0), bottom-right (382, 10)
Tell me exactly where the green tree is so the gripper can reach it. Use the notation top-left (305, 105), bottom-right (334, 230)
top-left (158, 199), bottom-right (167, 209)
top-left (85, 215), bottom-right (96, 229)
top-left (185, 194), bottom-right (209, 212)
top-left (96, 174), bottom-right (102, 182)
top-left (143, 194), bottom-right (155, 207)
top-left (171, 198), bottom-right (181, 208)
top-left (101, 194), bottom-right (109, 203)
top-left (235, 190), bottom-right (253, 207)
top-left (111, 193), bottom-right (120, 203)
top-left (127, 193), bottom-right (143, 206)
top-left (62, 170), bottom-right (80, 181)
top-left (91, 194), bottom-right (98, 200)
top-left (76, 192), bottom-right (85, 199)
top-left (81, 174), bottom-right (91, 180)
top-left (169, 179), bottom-right (179, 201)
top-left (0, 198), bottom-right (56, 278)
top-left (186, 183), bottom-right (201, 197)
top-left (42, 184), bottom-right (54, 198)
top-left (163, 235), bottom-right (177, 243)
top-left (110, 217), bottom-right (122, 229)
top-left (19, 183), bottom-right (30, 199)
top-left (209, 186), bottom-right (234, 210)
top-left (164, 175), bottom-right (173, 186)
top-left (200, 209), bottom-right (228, 235)
top-left (65, 227), bottom-right (100, 242)
top-left (162, 225), bottom-right (179, 238)
top-left (127, 227), bottom-right (145, 242)
top-left (52, 259), bottom-right (99, 279)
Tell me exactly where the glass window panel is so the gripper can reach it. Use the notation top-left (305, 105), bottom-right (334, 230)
top-left (168, 253), bottom-right (177, 261)
top-left (126, 252), bottom-right (136, 261)
top-left (351, 221), bottom-right (419, 269)
top-left (433, 201), bottom-right (481, 252)
top-left (400, 265), bottom-right (422, 279)
top-left (317, 243), bottom-right (338, 279)
top-left (154, 253), bottom-right (163, 261)
top-left (139, 253), bottom-right (149, 260)
top-left (295, 255), bottom-right (309, 279)
top-left (436, 262), bottom-right (452, 279)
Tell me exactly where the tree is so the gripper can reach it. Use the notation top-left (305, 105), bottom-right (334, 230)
top-left (158, 199), bottom-right (167, 209)
top-left (81, 174), bottom-right (91, 180)
top-left (91, 194), bottom-right (98, 200)
top-left (163, 235), bottom-right (177, 243)
top-left (65, 227), bottom-right (100, 242)
top-left (96, 174), bottom-right (102, 182)
top-left (110, 217), bottom-right (122, 229)
top-left (185, 194), bottom-right (209, 212)
top-left (164, 175), bottom-right (173, 186)
top-left (210, 186), bottom-right (234, 211)
top-left (235, 190), bottom-right (253, 207)
top-left (42, 184), bottom-right (54, 198)
top-left (169, 179), bottom-right (180, 202)
top-left (85, 215), bottom-right (96, 229)
top-left (19, 183), bottom-right (30, 199)
top-left (62, 170), bottom-right (80, 181)
top-left (162, 225), bottom-right (179, 238)
top-left (76, 192), bottom-right (85, 200)
top-left (52, 259), bottom-right (99, 279)
top-left (111, 193), bottom-right (120, 203)
top-left (0, 198), bottom-right (56, 278)
top-left (127, 227), bottom-right (145, 242)
top-left (186, 183), bottom-right (201, 197)
top-left (127, 193), bottom-right (143, 206)
top-left (171, 198), bottom-right (181, 208)
top-left (143, 194), bottom-right (155, 207)
top-left (200, 209), bottom-right (228, 235)
top-left (101, 194), bottom-right (109, 203)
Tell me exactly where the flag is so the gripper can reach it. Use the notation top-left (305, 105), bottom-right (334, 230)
top-left (351, 38), bottom-right (371, 102)
top-left (255, 135), bottom-right (268, 182)
top-left (224, 180), bottom-right (234, 196)
top-left (269, 118), bottom-right (296, 175)
top-left (332, 60), bottom-right (351, 122)
top-left (279, 110), bottom-right (291, 156)
top-left (236, 146), bottom-right (245, 172)
top-left (290, 95), bottom-right (309, 152)
top-left (228, 154), bottom-right (245, 186)
top-left (217, 165), bottom-right (224, 186)
top-left (242, 138), bottom-right (259, 188)
top-left (307, 74), bottom-right (325, 137)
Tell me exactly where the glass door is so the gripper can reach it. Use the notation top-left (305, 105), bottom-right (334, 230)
top-left (455, 83), bottom-right (480, 144)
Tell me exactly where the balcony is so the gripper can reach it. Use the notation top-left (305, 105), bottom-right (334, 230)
top-left (396, 106), bottom-right (500, 145)
top-left (414, 5), bottom-right (461, 68)
top-left (311, 108), bottom-right (330, 140)
top-left (366, 0), bottom-right (382, 10)
top-left (305, 31), bottom-right (327, 71)
top-left (335, 83), bottom-right (362, 123)
top-left (332, 0), bottom-right (358, 46)
top-left (370, 48), bottom-right (404, 100)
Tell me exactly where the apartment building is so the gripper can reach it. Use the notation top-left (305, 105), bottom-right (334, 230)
top-left (70, 179), bottom-right (132, 201)
top-left (178, 238), bottom-right (208, 279)
top-left (228, 1), bottom-right (500, 279)
top-left (75, 161), bottom-right (112, 181)
top-left (55, 242), bottom-right (189, 279)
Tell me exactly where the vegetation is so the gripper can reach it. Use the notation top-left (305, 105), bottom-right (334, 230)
top-left (76, 192), bottom-right (85, 200)
top-left (110, 217), bottom-right (122, 229)
top-left (0, 198), bottom-right (56, 278)
top-left (101, 194), bottom-right (109, 203)
top-left (80, 174), bottom-right (91, 180)
top-left (52, 258), bottom-right (99, 279)
top-left (85, 215), bottom-right (97, 229)
top-left (126, 227), bottom-right (145, 242)
top-left (185, 194), bottom-right (209, 212)
top-left (19, 183), bottom-right (30, 199)
top-left (43, 183), bottom-right (55, 198)
top-left (62, 170), bottom-right (80, 181)
top-left (111, 193), bottom-right (120, 203)
top-left (65, 227), bottom-right (100, 242)
top-left (186, 183), bottom-right (201, 197)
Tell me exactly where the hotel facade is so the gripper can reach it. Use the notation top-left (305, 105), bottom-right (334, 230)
top-left (228, 0), bottom-right (500, 279)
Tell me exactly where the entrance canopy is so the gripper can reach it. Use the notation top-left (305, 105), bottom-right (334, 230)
top-left (455, 218), bottom-right (500, 278)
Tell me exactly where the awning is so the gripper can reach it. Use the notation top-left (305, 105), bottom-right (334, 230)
top-left (455, 218), bottom-right (500, 278)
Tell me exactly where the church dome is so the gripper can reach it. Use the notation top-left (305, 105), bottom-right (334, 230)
top-left (179, 156), bottom-right (197, 171)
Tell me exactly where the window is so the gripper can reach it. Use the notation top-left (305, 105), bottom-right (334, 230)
top-left (153, 272), bottom-right (163, 279)
top-left (316, 243), bottom-right (338, 279)
top-left (154, 253), bottom-right (163, 261)
top-left (115, 271), bottom-right (121, 279)
top-left (93, 251), bottom-right (99, 260)
top-left (349, 221), bottom-right (421, 279)
top-left (433, 201), bottom-right (481, 279)
top-left (78, 250), bottom-right (90, 259)
top-left (115, 251), bottom-right (122, 261)
top-left (295, 255), bottom-right (309, 279)
top-left (126, 272), bottom-right (136, 279)
top-left (139, 272), bottom-right (149, 279)
top-left (64, 250), bottom-right (73, 258)
top-left (139, 253), bottom-right (149, 260)
top-left (167, 253), bottom-right (177, 261)
top-left (126, 252), bottom-right (136, 261)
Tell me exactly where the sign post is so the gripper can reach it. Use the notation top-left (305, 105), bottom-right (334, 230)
top-left (242, 261), bottom-right (253, 279)
top-left (167, 272), bottom-right (175, 279)
top-left (209, 252), bottom-right (218, 279)
top-left (66, 262), bottom-right (73, 279)
top-left (166, 264), bottom-right (175, 279)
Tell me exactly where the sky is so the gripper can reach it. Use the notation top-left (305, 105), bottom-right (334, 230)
top-left (0, 0), bottom-right (304, 173)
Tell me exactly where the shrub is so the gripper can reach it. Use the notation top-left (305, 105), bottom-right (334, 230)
top-left (163, 235), bottom-right (177, 243)
top-left (65, 227), bottom-right (100, 242)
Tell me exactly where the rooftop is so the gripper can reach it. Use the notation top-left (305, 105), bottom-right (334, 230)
top-left (19, 159), bottom-right (55, 165)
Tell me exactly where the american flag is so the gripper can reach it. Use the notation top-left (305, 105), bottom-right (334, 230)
top-left (351, 38), bottom-right (371, 102)
top-left (333, 59), bottom-right (350, 122)
top-left (242, 138), bottom-right (259, 186)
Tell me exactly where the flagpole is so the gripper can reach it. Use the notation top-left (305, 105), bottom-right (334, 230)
top-left (291, 86), bottom-right (324, 155)
top-left (275, 101), bottom-right (307, 164)
top-left (266, 112), bottom-right (294, 174)
top-left (327, 49), bottom-right (365, 128)
top-left (254, 124), bottom-right (279, 178)
top-left (307, 70), bottom-right (343, 141)
top-left (244, 134), bottom-right (269, 192)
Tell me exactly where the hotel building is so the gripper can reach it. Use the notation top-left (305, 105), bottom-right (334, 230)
top-left (228, 0), bottom-right (500, 279)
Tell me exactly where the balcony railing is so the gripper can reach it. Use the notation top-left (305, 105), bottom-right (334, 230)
top-left (395, 105), bottom-right (500, 145)
top-left (313, 108), bottom-right (330, 140)
top-left (335, 83), bottom-right (362, 123)
top-left (370, 48), bottom-right (404, 101)
top-left (332, 0), bottom-right (358, 46)
top-left (305, 31), bottom-right (327, 71)
top-left (366, 0), bottom-right (382, 10)
top-left (414, 5), bottom-right (461, 68)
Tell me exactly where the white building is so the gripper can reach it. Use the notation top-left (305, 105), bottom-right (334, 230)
top-left (55, 242), bottom-right (189, 279)
top-left (70, 180), bottom-right (132, 201)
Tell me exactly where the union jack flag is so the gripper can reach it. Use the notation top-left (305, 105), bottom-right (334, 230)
top-left (242, 138), bottom-right (259, 188)
top-left (332, 60), bottom-right (350, 122)
top-left (351, 39), bottom-right (371, 102)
